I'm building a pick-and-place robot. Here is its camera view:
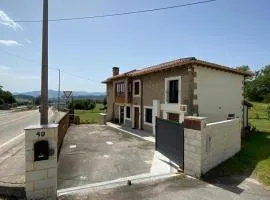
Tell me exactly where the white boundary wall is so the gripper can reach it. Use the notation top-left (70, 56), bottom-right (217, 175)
top-left (202, 119), bottom-right (241, 174)
top-left (184, 117), bottom-right (241, 177)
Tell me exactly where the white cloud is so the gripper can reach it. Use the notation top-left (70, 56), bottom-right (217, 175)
top-left (24, 38), bottom-right (32, 44)
top-left (0, 10), bottom-right (23, 31)
top-left (0, 65), bottom-right (10, 71)
top-left (0, 40), bottom-right (22, 46)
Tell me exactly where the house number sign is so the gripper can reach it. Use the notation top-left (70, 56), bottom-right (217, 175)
top-left (36, 131), bottom-right (46, 137)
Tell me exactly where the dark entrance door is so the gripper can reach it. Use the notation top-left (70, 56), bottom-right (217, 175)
top-left (156, 117), bottom-right (184, 169)
top-left (134, 107), bottom-right (139, 129)
top-left (120, 106), bottom-right (124, 124)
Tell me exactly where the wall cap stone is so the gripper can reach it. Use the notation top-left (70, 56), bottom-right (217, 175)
top-left (25, 124), bottom-right (58, 130)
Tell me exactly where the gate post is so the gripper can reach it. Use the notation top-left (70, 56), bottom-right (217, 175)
top-left (25, 124), bottom-right (58, 199)
top-left (184, 116), bottom-right (207, 177)
top-left (152, 100), bottom-right (160, 136)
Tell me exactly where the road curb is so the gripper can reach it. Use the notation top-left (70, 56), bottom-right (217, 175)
top-left (58, 172), bottom-right (180, 196)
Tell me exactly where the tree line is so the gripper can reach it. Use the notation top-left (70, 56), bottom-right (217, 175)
top-left (0, 85), bottom-right (16, 105)
top-left (236, 65), bottom-right (270, 102)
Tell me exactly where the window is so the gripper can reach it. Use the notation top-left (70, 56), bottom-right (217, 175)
top-left (126, 106), bottom-right (131, 119)
top-left (145, 108), bottom-right (152, 124)
top-left (116, 82), bottom-right (125, 96)
top-left (169, 80), bottom-right (179, 103)
top-left (134, 81), bottom-right (140, 96)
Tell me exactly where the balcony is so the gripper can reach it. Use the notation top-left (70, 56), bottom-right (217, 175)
top-left (115, 95), bottom-right (125, 103)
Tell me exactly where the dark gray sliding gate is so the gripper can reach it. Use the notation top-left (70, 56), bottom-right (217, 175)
top-left (155, 117), bottom-right (184, 169)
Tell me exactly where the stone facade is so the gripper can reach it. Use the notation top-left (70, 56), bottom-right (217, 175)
top-left (25, 124), bottom-right (58, 200)
top-left (105, 61), bottom-right (246, 135)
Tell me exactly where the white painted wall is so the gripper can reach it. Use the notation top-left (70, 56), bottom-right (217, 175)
top-left (195, 66), bottom-right (244, 123)
top-left (202, 119), bottom-right (241, 174)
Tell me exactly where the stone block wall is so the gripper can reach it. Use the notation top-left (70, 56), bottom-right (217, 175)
top-left (25, 124), bottom-right (58, 200)
top-left (184, 117), bottom-right (207, 177)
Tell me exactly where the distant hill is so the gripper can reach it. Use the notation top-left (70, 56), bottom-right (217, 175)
top-left (13, 90), bottom-right (105, 99)
top-left (14, 94), bottom-right (34, 102)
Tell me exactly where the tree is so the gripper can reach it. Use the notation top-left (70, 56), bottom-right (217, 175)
top-left (0, 86), bottom-right (16, 104)
top-left (35, 96), bottom-right (41, 105)
top-left (244, 65), bottom-right (270, 102)
top-left (236, 65), bottom-right (250, 72)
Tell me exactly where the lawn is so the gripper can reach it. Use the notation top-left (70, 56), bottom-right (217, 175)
top-left (203, 101), bottom-right (270, 186)
top-left (75, 103), bottom-right (106, 124)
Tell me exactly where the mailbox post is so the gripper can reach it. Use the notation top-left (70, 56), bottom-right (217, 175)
top-left (25, 124), bottom-right (58, 199)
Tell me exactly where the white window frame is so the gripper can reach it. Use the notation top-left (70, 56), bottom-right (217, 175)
top-left (133, 80), bottom-right (141, 97)
top-left (124, 104), bottom-right (131, 120)
top-left (132, 105), bottom-right (141, 129)
top-left (165, 76), bottom-right (181, 104)
top-left (144, 106), bottom-right (153, 126)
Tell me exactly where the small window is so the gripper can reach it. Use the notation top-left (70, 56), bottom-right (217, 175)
top-left (134, 81), bottom-right (140, 96)
top-left (169, 80), bottom-right (179, 103)
top-left (126, 106), bottom-right (131, 119)
top-left (145, 108), bottom-right (152, 124)
top-left (116, 82), bottom-right (125, 96)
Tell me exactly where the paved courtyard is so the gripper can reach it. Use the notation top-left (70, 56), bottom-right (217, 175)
top-left (58, 125), bottom-right (155, 189)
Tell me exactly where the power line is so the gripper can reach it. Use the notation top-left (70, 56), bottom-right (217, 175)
top-left (0, 48), bottom-right (91, 82)
top-left (11, 0), bottom-right (217, 23)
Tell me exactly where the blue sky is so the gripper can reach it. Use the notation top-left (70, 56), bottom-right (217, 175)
top-left (0, 0), bottom-right (269, 93)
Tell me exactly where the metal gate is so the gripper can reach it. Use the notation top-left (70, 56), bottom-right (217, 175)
top-left (155, 117), bottom-right (184, 169)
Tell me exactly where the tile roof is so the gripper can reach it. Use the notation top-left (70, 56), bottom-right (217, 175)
top-left (102, 57), bottom-right (254, 83)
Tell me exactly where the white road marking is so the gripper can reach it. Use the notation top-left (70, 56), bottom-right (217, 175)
top-left (69, 145), bottom-right (77, 149)
top-left (0, 132), bottom-right (25, 149)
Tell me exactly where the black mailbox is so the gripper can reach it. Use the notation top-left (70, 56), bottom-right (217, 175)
top-left (34, 140), bottom-right (49, 161)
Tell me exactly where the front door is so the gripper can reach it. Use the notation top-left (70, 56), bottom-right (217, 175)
top-left (120, 106), bottom-right (124, 124)
top-left (134, 107), bottom-right (139, 129)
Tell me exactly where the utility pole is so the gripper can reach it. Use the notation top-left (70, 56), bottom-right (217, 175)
top-left (40, 0), bottom-right (48, 125)
top-left (58, 68), bottom-right (61, 111)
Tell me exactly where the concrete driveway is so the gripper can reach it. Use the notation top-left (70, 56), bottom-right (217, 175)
top-left (58, 125), bottom-right (155, 189)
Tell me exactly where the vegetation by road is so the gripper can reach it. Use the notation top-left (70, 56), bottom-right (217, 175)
top-left (0, 85), bottom-right (16, 105)
top-left (75, 103), bottom-right (106, 124)
top-left (203, 102), bottom-right (270, 187)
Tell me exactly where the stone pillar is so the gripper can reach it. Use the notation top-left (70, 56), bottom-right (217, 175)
top-left (99, 113), bottom-right (107, 125)
top-left (152, 100), bottom-right (161, 136)
top-left (184, 116), bottom-right (207, 178)
top-left (25, 124), bottom-right (58, 200)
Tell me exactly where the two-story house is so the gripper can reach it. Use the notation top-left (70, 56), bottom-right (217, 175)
top-left (102, 57), bottom-right (253, 134)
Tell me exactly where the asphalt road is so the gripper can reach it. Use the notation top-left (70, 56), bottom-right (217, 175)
top-left (0, 109), bottom-right (40, 146)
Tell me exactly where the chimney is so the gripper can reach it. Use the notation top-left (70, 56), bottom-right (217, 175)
top-left (113, 67), bottom-right (119, 76)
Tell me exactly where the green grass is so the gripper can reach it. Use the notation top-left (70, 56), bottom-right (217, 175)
top-left (203, 102), bottom-right (270, 186)
top-left (75, 104), bottom-right (106, 124)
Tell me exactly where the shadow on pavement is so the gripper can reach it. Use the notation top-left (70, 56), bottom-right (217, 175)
top-left (202, 131), bottom-right (270, 194)
top-left (0, 186), bottom-right (25, 199)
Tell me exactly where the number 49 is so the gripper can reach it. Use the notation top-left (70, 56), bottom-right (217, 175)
top-left (36, 131), bottom-right (45, 137)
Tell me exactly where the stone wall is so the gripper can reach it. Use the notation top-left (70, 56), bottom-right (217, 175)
top-left (184, 117), bottom-right (206, 177)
